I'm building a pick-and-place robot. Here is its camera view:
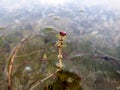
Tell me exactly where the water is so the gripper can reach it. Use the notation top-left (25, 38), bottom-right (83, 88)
top-left (0, 0), bottom-right (120, 90)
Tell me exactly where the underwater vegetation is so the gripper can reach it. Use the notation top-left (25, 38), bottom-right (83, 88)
top-left (0, 29), bottom-right (119, 90)
top-left (0, 1), bottom-right (120, 89)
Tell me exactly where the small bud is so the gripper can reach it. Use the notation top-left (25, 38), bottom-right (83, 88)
top-left (60, 31), bottom-right (66, 36)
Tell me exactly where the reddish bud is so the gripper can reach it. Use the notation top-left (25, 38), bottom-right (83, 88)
top-left (59, 31), bottom-right (66, 36)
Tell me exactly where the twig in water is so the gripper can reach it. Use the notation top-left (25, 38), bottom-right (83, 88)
top-left (15, 50), bottom-right (43, 58)
top-left (6, 35), bottom-right (32, 90)
top-left (29, 70), bottom-right (58, 90)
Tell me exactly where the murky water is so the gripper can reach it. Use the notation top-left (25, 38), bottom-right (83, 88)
top-left (0, 0), bottom-right (120, 90)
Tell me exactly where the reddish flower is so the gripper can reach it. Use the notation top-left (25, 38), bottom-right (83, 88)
top-left (60, 31), bottom-right (66, 36)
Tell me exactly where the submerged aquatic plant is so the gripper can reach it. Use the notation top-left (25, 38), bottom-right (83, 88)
top-left (6, 35), bottom-right (32, 90)
top-left (4, 30), bottom-right (119, 90)
top-left (5, 31), bottom-right (71, 90)
top-left (55, 31), bottom-right (67, 70)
